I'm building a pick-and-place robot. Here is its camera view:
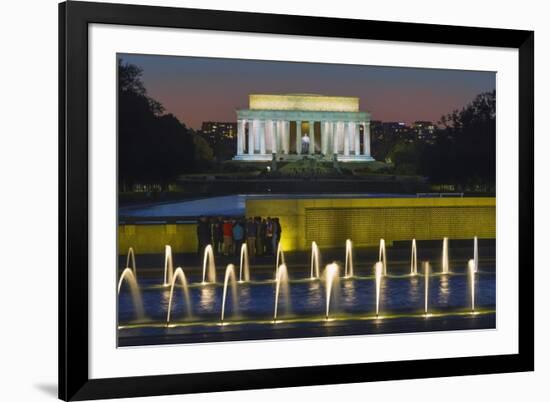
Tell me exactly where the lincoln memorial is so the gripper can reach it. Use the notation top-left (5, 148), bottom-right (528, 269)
top-left (233, 93), bottom-right (374, 162)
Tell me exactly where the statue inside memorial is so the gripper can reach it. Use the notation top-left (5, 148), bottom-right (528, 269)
top-left (301, 134), bottom-right (310, 154)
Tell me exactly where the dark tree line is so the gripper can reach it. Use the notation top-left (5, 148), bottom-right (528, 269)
top-left (390, 90), bottom-right (496, 189)
top-left (118, 60), bottom-right (212, 191)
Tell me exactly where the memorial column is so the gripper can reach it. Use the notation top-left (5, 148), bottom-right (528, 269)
top-left (328, 121), bottom-right (336, 155)
top-left (237, 119), bottom-right (245, 155)
top-left (321, 121), bottom-right (327, 155)
top-left (253, 119), bottom-right (261, 153)
top-left (309, 120), bottom-right (315, 154)
top-left (259, 120), bottom-right (266, 155)
top-left (248, 120), bottom-right (254, 155)
top-left (273, 120), bottom-right (279, 154)
top-left (265, 119), bottom-right (272, 153)
top-left (296, 120), bottom-right (302, 154)
top-left (363, 121), bottom-right (371, 156)
top-left (277, 120), bottom-right (282, 154)
top-left (329, 121), bottom-right (338, 154)
top-left (343, 121), bottom-right (350, 156)
top-left (283, 120), bottom-right (287, 153)
top-left (337, 121), bottom-right (344, 156)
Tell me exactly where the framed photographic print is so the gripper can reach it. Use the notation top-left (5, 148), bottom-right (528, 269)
top-left (59, 1), bottom-right (534, 400)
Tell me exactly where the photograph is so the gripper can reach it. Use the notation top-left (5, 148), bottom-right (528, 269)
top-left (0, 0), bottom-right (541, 400)
top-left (116, 54), bottom-right (497, 347)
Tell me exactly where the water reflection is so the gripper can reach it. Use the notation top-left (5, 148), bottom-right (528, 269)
top-left (408, 275), bottom-right (419, 302)
top-left (198, 285), bottom-right (217, 313)
top-left (341, 278), bottom-right (358, 307)
top-left (438, 275), bottom-right (450, 305)
top-left (120, 266), bottom-right (496, 329)
top-left (379, 276), bottom-right (388, 306)
top-left (238, 284), bottom-right (251, 310)
top-left (160, 288), bottom-right (171, 312)
top-left (306, 280), bottom-right (322, 309)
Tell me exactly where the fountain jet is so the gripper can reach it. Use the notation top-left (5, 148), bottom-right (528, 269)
top-left (273, 264), bottom-right (290, 321)
top-left (310, 241), bottom-right (320, 279)
top-left (410, 239), bottom-right (417, 275)
top-left (468, 259), bottom-right (476, 311)
top-left (378, 239), bottom-right (387, 276)
top-left (201, 244), bottom-right (216, 284)
top-left (221, 264), bottom-right (238, 322)
top-left (344, 239), bottom-right (354, 278)
top-left (166, 267), bottom-right (192, 324)
top-left (324, 263), bottom-right (340, 319)
top-left (239, 243), bottom-right (250, 282)
top-left (117, 267), bottom-right (145, 319)
top-left (473, 236), bottom-right (479, 273)
top-left (374, 262), bottom-right (383, 316)
top-left (163, 245), bottom-right (174, 286)
top-left (424, 261), bottom-right (431, 315)
top-left (126, 247), bottom-right (136, 277)
top-left (275, 243), bottom-right (285, 279)
top-left (442, 237), bottom-right (450, 274)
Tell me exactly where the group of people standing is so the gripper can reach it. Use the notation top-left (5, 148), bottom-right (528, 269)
top-left (196, 216), bottom-right (282, 258)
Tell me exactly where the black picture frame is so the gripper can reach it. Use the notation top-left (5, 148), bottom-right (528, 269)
top-left (59, 1), bottom-right (534, 400)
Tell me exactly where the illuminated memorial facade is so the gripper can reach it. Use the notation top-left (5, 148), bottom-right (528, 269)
top-left (233, 94), bottom-right (374, 162)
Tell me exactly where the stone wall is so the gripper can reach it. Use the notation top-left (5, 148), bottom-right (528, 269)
top-left (246, 197), bottom-right (496, 251)
top-left (118, 222), bottom-right (197, 255)
top-left (118, 197), bottom-right (496, 254)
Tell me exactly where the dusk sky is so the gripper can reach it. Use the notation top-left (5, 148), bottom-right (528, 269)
top-left (120, 53), bottom-right (495, 130)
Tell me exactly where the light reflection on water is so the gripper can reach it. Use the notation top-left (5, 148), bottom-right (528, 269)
top-left (378, 276), bottom-right (389, 314)
top-left (119, 270), bottom-right (496, 324)
top-left (198, 285), bottom-right (217, 313)
top-left (306, 280), bottom-right (322, 308)
top-left (438, 275), bottom-right (450, 305)
top-left (341, 278), bottom-right (357, 306)
top-left (238, 285), bottom-right (251, 310)
top-left (408, 275), bottom-right (420, 302)
top-left (159, 289), bottom-right (170, 313)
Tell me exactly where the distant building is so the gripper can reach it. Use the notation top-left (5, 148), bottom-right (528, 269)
top-left (411, 121), bottom-right (436, 143)
top-left (199, 122), bottom-right (238, 143)
top-left (234, 93), bottom-right (374, 162)
top-left (197, 122), bottom-right (238, 161)
top-left (371, 121), bottom-right (413, 144)
top-left (382, 121), bottom-right (410, 137)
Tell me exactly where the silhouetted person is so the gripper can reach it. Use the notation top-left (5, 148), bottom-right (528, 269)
top-left (209, 218), bottom-right (219, 254)
top-left (232, 219), bottom-right (244, 256)
top-left (246, 217), bottom-right (257, 258)
top-left (265, 217), bottom-right (274, 255)
top-left (196, 217), bottom-right (211, 256)
top-left (255, 217), bottom-right (264, 256)
top-left (222, 218), bottom-right (233, 256)
top-left (260, 218), bottom-right (268, 255)
top-left (215, 217), bottom-right (224, 255)
top-left (273, 217), bottom-right (282, 253)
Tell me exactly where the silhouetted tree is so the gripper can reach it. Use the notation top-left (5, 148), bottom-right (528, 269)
top-left (388, 141), bottom-right (424, 175)
top-left (193, 134), bottom-right (214, 169)
top-left (118, 59), bottom-right (212, 191)
top-left (420, 91), bottom-right (496, 188)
